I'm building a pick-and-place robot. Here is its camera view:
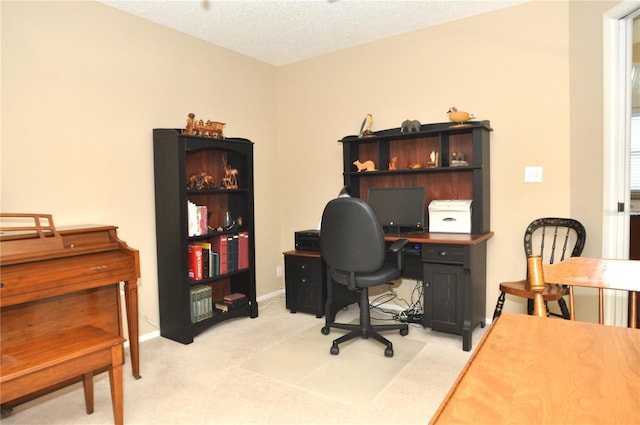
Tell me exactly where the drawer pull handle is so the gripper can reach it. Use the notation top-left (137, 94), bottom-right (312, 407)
top-left (438, 251), bottom-right (448, 256)
top-left (300, 264), bottom-right (308, 270)
top-left (91, 265), bottom-right (108, 272)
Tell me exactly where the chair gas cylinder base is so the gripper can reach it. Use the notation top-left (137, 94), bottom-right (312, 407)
top-left (321, 288), bottom-right (409, 357)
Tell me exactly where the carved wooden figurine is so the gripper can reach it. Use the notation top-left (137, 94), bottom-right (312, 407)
top-left (451, 152), bottom-right (468, 167)
top-left (183, 113), bottom-right (225, 138)
top-left (426, 150), bottom-right (439, 168)
top-left (185, 113), bottom-right (196, 135)
top-left (401, 119), bottom-right (421, 133)
top-left (353, 160), bottom-right (376, 172)
top-left (222, 159), bottom-right (238, 189)
top-left (187, 169), bottom-right (215, 190)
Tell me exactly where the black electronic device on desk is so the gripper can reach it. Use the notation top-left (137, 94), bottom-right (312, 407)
top-left (295, 229), bottom-right (320, 251)
top-left (367, 186), bottom-right (426, 236)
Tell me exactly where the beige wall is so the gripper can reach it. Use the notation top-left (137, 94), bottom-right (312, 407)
top-left (1, 0), bottom-right (620, 338)
top-left (276, 0), bottom-right (576, 315)
top-left (569, 1), bottom-right (611, 259)
top-left (1, 1), bottom-right (279, 338)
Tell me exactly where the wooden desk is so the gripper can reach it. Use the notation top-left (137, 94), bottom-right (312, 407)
top-left (385, 231), bottom-right (494, 245)
top-left (284, 231), bottom-right (492, 351)
top-left (387, 231), bottom-right (493, 351)
top-left (430, 312), bottom-right (640, 424)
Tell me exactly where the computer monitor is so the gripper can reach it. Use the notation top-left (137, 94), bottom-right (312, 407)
top-left (366, 186), bottom-right (426, 234)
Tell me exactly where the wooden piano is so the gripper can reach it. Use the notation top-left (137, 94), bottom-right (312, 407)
top-left (0, 214), bottom-right (141, 419)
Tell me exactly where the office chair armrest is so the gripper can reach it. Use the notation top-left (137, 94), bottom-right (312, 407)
top-left (389, 239), bottom-right (409, 271)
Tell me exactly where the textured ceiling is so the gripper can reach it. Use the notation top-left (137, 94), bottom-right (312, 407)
top-left (100, 0), bottom-right (527, 66)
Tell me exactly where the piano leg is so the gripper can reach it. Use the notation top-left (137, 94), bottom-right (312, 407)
top-left (109, 345), bottom-right (124, 425)
top-left (123, 280), bottom-right (141, 379)
top-left (82, 372), bottom-right (94, 414)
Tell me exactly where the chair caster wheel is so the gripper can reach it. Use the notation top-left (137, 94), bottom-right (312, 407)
top-left (330, 344), bottom-right (339, 355)
top-left (321, 326), bottom-right (330, 335)
top-left (384, 346), bottom-right (394, 357)
top-left (400, 328), bottom-right (408, 336)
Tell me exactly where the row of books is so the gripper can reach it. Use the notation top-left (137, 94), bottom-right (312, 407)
top-left (190, 288), bottom-right (248, 324)
top-left (190, 284), bottom-right (214, 323)
top-left (188, 232), bottom-right (249, 280)
top-left (187, 200), bottom-right (208, 237)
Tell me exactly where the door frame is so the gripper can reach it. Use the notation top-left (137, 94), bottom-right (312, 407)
top-left (602, 0), bottom-right (639, 326)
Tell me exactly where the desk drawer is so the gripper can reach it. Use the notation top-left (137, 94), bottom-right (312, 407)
top-left (422, 245), bottom-right (465, 264)
top-left (286, 257), bottom-right (322, 281)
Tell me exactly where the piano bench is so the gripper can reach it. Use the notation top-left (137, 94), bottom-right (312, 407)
top-left (0, 326), bottom-right (125, 425)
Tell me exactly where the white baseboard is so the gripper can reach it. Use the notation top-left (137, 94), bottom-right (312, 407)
top-left (131, 290), bottom-right (286, 345)
top-left (258, 288), bottom-right (284, 301)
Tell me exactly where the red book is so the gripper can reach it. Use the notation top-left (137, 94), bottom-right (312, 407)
top-left (238, 231), bottom-right (249, 269)
top-left (188, 245), bottom-right (203, 280)
top-left (212, 235), bottom-right (228, 275)
top-left (198, 205), bottom-right (208, 236)
top-left (223, 292), bottom-right (246, 302)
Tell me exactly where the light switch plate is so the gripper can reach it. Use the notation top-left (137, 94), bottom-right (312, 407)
top-left (524, 166), bottom-right (543, 183)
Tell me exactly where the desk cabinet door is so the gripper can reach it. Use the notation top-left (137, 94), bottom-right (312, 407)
top-left (284, 255), bottom-right (325, 317)
top-left (423, 263), bottom-right (464, 333)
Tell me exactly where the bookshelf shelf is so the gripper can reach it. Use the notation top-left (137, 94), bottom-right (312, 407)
top-left (153, 129), bottom-right (258, 345)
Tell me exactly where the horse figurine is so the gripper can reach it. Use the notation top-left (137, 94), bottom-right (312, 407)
top-left (187, 169), bottom-right (215, 190)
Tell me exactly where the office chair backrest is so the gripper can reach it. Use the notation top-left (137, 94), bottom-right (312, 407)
top-left (540, 256), bottom-right (639, 327)
top-left (524, 217), bottom-right (586, 267)
top-left (320, 197), bottom-right (385, 273)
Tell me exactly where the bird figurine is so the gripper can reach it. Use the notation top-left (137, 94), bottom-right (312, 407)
top-left (359, 113), bottom-right (373, 137)
top-left (447, 107), bottom-right (474, 126)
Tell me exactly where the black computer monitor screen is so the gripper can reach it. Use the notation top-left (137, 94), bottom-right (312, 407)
top-left (366, 186), bottom-right (426, 234)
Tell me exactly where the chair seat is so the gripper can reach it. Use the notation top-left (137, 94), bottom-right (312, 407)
top-left (499, 279), bottom-right (567, 301)
top-left (330, 265), bottom-right (401, 288)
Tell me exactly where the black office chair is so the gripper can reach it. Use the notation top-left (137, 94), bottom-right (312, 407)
top-left (320, 196), bottom-right (409, 357)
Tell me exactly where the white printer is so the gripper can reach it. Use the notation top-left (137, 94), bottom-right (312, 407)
top-left (428, 200), bottom-right (473, 233)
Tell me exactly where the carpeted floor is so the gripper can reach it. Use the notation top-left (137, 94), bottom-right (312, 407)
top-left (0, 294), bottom-right (486, 425)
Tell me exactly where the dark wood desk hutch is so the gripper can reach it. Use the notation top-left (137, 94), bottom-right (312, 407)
top-left (153, 129), bottom-right (258, 345)
top-left (340, 121), bottom-right (493, 351)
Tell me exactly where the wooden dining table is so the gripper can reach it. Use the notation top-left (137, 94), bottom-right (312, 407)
top-left (430, 312), bottom-right (640, 424)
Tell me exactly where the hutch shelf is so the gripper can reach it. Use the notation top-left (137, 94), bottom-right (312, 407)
top-left (153, 129), bottom-right (258, 345)
top-left (341, 120), bottom-right (491, 234)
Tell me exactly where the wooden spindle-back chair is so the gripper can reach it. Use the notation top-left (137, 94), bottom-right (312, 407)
top-left (527, 256), bottom-right (639, 327)
top-left (493, 218), bottom-right (586, 319)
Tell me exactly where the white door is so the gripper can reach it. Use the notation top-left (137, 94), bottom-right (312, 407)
top-left (603, 1), bottom-right (640, 326)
